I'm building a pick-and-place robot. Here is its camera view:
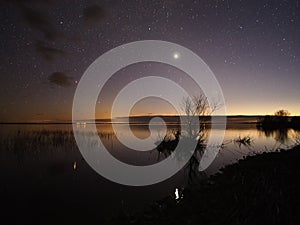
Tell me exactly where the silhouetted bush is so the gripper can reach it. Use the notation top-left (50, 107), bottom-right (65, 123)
top-left (257, 110), bottom-right (291, 129)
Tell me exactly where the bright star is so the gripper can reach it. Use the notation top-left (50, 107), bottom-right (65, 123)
top-left (173, 53), bottom-right (180, 59)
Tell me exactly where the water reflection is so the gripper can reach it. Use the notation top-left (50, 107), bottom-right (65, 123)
top-left (0, 123), bottom-right (300, 224)
top-left (174, 187), bottom-right (184, 201)
top-left (1, 124), bottom-right (299, 169)
top-left (258, 127), bottom-right (290, 144)
top-left (233, 136), bottom-right (254, 149)
top-left (73, 161), bottom-right (77, 170)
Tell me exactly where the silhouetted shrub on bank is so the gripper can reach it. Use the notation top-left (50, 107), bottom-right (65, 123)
top-left (257, 110), bottom-right (291, 129)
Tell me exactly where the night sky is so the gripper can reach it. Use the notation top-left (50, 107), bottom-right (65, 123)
top-left (1, 0), bottom-right (299, 122)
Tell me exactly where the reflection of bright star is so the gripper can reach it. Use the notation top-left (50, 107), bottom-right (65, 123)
top-left (173, 53), bottom-right (179, 59)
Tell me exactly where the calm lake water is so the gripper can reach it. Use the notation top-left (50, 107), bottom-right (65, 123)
top-left (0, 120), bottom-right (299, 224)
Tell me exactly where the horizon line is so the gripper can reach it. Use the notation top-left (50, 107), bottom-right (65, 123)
top-left (1, 114), bottom-right (299, 124)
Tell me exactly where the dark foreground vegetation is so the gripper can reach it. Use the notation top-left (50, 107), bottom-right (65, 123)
top-left (109, 144), bottom-right (300, 225)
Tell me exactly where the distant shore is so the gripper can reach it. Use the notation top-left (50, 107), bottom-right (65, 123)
top-left (2, 115), bottom-right (300, 125)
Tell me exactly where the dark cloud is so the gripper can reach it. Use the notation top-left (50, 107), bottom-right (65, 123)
top-left (83, 4), bottom-right (106, 25)
top-left (20, 5), bottom-right (60, 40)
top-left (4, 0), bottom-right (60, 40)
top-left (35, 40), bottom-right (65, 61)
top-left (48, 72), bottom-right (74, 87)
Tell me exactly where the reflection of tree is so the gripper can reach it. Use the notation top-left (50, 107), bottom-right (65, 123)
top-left (257, 109), bottom-right (292, 144)
top-left (275, 129), bottom-right (289, 143)
top-left (258, 127), bottom-right (289, 144)
top-left (156, 95), bottom-right (220, 182)
top-left (156, 128), bottom-right (207, 182)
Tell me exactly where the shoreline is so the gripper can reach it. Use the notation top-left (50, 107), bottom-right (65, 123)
top-left (110, 144), bottom-right (300, 225)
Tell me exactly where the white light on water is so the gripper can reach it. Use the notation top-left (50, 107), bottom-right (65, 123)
top-left (175, 188), bottom-right (179, 200)
top-left (73, 161), bottom-right (77, 171)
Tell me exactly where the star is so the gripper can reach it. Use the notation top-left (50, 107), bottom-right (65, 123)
top-left (173, 53), bottom-right (180, 59)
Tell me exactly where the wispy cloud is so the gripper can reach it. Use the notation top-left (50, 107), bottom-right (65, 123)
top-left (35, 40), bottom-right (65, 61)
top-left (48, 72), bottom-right (75, 87)
top-left (83, 4), bottom-right (106, 26)
top-left (5, 0), bottom-right (65, 61)
top-left (7, 0), bottom-right (61, 41)
top-left (21, 5), bottom-right (60, 40)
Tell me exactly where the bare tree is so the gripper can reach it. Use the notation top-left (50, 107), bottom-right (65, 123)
top-left (181, 94), bottom-right (220, 139)
top-left (274, 109), bottom-right (290, 117)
